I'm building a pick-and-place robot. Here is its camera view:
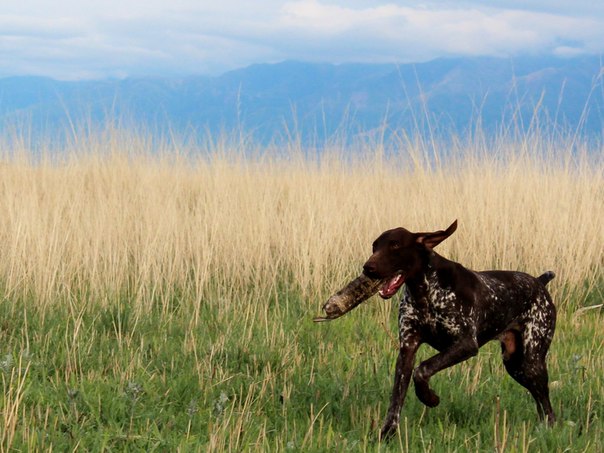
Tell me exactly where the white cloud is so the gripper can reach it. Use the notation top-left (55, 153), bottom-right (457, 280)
top-left (1, 0), bottom-right (604, 79)
top-left (277, 2), bottom-right (604, 60)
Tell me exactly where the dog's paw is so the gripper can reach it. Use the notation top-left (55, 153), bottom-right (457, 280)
top-left (415, 385), bottom-right (440, 408)
top-left (379, 422), bottom-right (398, 442)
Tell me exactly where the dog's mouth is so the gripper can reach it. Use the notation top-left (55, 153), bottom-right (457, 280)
top-left (378, 273), bottom-right (405, 299)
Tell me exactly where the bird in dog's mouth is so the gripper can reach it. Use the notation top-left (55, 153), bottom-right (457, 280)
top-left (313, 272), bottom-right (407, 323)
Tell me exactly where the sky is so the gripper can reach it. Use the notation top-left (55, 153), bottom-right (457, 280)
top-left (2, 0), bottom-right (604, 80)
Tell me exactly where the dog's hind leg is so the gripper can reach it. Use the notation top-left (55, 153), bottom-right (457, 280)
top-left (502, 344), bottom-right (555, 424)
top-left (501, 301), bottom-right (556, 424)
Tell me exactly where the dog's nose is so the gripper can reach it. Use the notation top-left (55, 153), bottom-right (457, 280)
top-left (363, 261), bottom-right (378, 277)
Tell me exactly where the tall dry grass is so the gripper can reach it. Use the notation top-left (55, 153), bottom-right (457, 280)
top-left (0, 130), bottom-right (601, 314)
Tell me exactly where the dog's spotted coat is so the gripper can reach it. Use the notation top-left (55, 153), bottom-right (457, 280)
top-left (361, 221), bottom-right (556, 440)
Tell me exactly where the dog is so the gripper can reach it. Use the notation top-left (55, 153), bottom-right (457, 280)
top-left (361, 220), bottom-right (556, 439)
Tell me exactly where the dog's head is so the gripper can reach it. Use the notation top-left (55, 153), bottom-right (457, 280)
top-left (362, 220), bottom-right (457, 299)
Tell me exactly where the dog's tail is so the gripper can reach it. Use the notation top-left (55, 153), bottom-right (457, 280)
top-left (537, 271), bottom-right (555, 286)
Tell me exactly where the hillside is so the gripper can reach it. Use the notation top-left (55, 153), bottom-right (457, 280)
top-left (1, 56), bottom-right (603, 142)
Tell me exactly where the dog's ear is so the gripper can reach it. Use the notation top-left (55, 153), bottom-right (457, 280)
top-left (416, 220), bottom-right (457, 249)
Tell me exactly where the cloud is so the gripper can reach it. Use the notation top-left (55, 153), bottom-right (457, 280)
top-left (1, 0), bottom-right (604, 79)
top-left (277, 1), bottom-right (604, 61)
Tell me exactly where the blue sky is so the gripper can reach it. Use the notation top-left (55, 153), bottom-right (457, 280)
top-left (2, 0), bottom-right (604, 79)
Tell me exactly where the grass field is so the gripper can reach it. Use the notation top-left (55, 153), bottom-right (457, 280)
top-left (0, 131), bottom-right (602, 451)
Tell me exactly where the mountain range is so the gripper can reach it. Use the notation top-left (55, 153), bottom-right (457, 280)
top-left (1, 56), bottom-right (603, 143)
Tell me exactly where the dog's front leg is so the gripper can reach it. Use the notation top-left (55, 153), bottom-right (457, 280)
top-left (413, 337), bottom-right (478, 407)
top-left (380, 336), bottom-right (420, 441)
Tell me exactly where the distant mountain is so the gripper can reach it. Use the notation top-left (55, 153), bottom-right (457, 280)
top-left (1, 56), bottom-right (603, 143)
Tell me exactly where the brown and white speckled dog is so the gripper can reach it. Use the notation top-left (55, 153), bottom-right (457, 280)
top-left (361, 220), bottom-right (556, 440)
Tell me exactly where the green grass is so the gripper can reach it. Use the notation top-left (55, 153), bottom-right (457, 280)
top-left (1, 284), bottom-right (602, 452)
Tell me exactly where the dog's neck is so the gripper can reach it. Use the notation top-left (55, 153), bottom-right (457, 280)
top-left (404, 251), bottom-right (454, 304)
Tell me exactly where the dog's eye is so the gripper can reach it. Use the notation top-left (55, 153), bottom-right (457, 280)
top-left (390, 242), bottom-right (400, 250)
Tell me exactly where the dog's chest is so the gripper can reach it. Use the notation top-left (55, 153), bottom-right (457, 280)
top-left (399, 278), bottom-right (472, 346)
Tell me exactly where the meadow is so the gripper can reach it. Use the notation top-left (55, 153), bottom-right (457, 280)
top-left (0, 129), bottom-right (602, 451)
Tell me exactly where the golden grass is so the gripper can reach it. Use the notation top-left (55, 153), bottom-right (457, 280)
top-left (0, 131), bottom-right (601, 313)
